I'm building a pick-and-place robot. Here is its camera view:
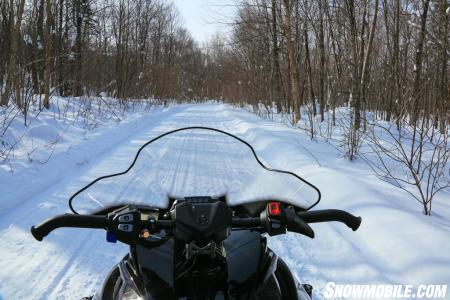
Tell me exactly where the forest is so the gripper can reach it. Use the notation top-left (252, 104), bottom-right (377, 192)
top-left (0, 0), bottom-right (447, 123)
top-left (0, 0), bottom-right (448, 215)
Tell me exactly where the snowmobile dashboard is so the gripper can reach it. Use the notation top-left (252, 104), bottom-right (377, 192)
top-left (31, 197), bottom-right (361, 247)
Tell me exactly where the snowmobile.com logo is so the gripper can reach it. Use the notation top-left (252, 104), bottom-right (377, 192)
top-left (324, 282), bottom-right (447, 299)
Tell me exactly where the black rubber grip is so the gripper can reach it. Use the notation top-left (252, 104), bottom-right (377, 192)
top-left (152, 220), bottom-right (174, 229)
top-left (232, 217), bottom-right (261, 227)
top-left (297, 209), bottom-right (362, 231)
top-left (31, 214), bottom-right (108, 241)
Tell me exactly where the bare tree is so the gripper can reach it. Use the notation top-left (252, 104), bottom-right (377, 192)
top-left (365, 115), bottom-right (449, 216)
top-left (282, 0), bottom-right (301, 123)
top-left (42, 0), bottom-right (52, 109)
top-left (0, 0), bottom-right (25, 107)
top-left (412, 0), bottom-right (430, 124)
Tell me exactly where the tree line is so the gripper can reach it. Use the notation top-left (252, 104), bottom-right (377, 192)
top-left (214, 0), bottom-right (448, 134)
top-left (0, 0), bottom-right (226, 110)
top-left (0, 0), bottom-right (448, 133)
top-left (210, 0), bottom-right (448, 215)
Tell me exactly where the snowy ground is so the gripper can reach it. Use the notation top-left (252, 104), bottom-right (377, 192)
top-left (0, 103), bottom-right (449, 299)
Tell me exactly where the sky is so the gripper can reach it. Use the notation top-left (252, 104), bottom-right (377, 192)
top-left (172, 0), bottom-right (235, 43)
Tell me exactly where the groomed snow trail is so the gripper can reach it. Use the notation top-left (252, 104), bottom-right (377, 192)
top-left (1, 103), bottom-right (449, 299)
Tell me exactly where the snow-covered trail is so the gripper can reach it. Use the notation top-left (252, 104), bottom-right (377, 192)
top-left (1, 103), bottom-right (449, 299)
top-left (1, 104), bottom-right (276, 299)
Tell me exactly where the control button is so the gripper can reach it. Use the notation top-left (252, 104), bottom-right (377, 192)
top-left (118, 224), bottom-right (133, 232)
top-left (271, 222), bottom-right (281, 229)
top-left (268, 202), bottom-right (282, 216)
top-left (106, 232), bottom-right (117, 243)
top-left (118, 214), bottom-right (134, 222)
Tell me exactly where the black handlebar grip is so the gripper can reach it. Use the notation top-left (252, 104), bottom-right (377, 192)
top-left (31, 214), bottom-right (108, 241)
top-left (151, 219), bottom-right (175, 229)
top-left (297, 209), bottom-right (362, 231)
top-left (231, 217), bottom-right (261, 227)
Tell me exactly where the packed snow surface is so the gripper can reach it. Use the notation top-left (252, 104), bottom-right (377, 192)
top-left (0, 103), bottom-right (449, 299)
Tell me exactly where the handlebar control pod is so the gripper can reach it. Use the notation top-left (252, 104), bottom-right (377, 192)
top-left (31, 214), bottom-right (108, 241)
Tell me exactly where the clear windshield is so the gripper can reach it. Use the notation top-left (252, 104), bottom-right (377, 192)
top-left (69, 128), bottom-right (320, 214)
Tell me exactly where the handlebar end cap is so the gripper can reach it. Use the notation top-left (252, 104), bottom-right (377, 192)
top-left (31, 226), bottom-right (43, 242)
top-left (352, 216), bottom-right (362, 231)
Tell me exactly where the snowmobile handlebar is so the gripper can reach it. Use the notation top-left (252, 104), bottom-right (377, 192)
top-left (231, 208), bottom-right (361, 238)
top-left (242, 209), bottom-right (361, 231)
top-left (30, 208), bottom-right (361, 242)
top-left (151, 209), bottom-right (361, 233)
top-left (296, 209), bottom-right (362, 231)
top-left (31, 214), bottom-right (108, 241)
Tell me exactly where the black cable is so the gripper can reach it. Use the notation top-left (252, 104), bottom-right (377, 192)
top-left (69, 127), bottom-right (321, 214)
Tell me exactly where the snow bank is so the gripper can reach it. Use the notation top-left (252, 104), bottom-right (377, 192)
top-left (0, 97), bottom-right (165, 214)
top-left (223, 105), bottom-right (450, 298)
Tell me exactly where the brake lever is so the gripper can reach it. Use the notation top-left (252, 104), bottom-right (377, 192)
top-left (285, 206), bottom-right (315, 239)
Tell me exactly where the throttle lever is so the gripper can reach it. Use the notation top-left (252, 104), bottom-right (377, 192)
top-left (285, 206), bottom-right (315, 239)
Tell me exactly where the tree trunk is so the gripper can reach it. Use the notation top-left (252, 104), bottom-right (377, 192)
top-left (412, 0), bottom-right (430, 123)
top-left (43, 0), bottom-right (53, 109)
top-left (360, 0), bottom-right (379, 129)
top-left (318, 0), bottom-right (325, 122)
top-left (271, 0), bottom-right (284, 113)
top-left (346, 0), bottom-right (362, 130)
top-left (304, 14), bottom-right (316, 116)
top-left (438, 0), bottom-right (448, 134)
top-left (282, 0), bottom-right (301, 123)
